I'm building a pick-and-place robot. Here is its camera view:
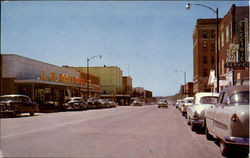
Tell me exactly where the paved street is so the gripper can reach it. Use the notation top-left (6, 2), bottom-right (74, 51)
top-left (1, 104), bottom-right (222, 158)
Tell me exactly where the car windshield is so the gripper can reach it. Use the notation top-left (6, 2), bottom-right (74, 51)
top-left (72, 99), bottom-right (81, 102)
top-left (200, 96), bottom-right (218, 104)
top-left (230, 91), bottom-right (249, 105)
top-left (185, 100), bottom-right (193, 103)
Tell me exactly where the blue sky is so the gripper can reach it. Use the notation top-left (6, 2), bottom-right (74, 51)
top-left (1, 1), bottom-right (249, 96)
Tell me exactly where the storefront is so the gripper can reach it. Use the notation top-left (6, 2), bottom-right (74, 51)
top-left (2, 54), bottom-right (101, 111)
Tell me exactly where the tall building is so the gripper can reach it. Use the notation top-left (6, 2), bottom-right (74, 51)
top-left (73, 66), bottom-right (123, 95)
top-left (123, 76), bottom-right (132, 95)
top-left (193, 19), bottom-right (217, 93)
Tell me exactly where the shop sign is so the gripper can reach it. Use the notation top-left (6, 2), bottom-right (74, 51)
top-left (238, 20), bottom-right (245, 62)
top-left (41, 70), bottom-right (88, 86)
top-left (224, 19), bottom-right (249, 69)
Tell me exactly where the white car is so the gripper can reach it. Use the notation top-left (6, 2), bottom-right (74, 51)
top-left (205, 85), bottom-right (249, 157)
top-left (180, 97), bottom-right (194, 116)
top-left (186, 92), bottom-right (219, 131)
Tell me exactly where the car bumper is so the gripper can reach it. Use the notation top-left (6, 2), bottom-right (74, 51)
top-left (224, 136), bottom-right (249, 146)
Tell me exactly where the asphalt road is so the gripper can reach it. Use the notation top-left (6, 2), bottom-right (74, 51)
top-left (0, 104), bottom-right (222, 158)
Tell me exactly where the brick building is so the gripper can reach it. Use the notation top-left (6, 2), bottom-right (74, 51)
top-left (217, 5), bottom-right (249, 90)
top-left (193, 19), bottom-right (217, 93)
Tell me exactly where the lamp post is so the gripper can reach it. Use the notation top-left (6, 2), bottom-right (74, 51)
top-left (186, 3), bottom-right (219, 93)
top-left (87, 55), bottom-right (102, 100)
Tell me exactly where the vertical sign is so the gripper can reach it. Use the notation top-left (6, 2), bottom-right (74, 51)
top-left (244, 18), bottom-right (249, 62)
top-left (238, 20), bottom-right (245, 62)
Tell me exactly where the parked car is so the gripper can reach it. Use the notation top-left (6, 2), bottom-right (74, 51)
top-left (205, 85), bottom-right (249, 157)
top-left (180, 97), bottom-right (194, 116)
top-left (178, 99), bottom-right (184, 110)
top-left (63, 97), bottom-right (87, 111)
top-left (158, 99), bottom-right (168, 108)
top-left (133, 99), bottom-right (142, 106)
top-left (99, 99), bottom-right (110, 108)
top-left (107, 99), bottom-right (117, 108)
top-left (175, 99), bottom-right (181, 109)
top-left (0, 94), bottom-right (38, 117)
top-left (186, 92), bottom-right (219, 131)
top-left (87, 98), bottom-right (102, 109)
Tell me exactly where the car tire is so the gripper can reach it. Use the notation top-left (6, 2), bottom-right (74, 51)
top-left (187, 117), bottom-right (191, 125)
top-left (191, 123), bottom-right (196, 131)
top-left (205, 127), bottom-right (213, 141)
top-left (220, 141), bottom-right (231, 157)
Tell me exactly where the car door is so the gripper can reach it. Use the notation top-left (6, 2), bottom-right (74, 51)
top-left (214, 92), bottom-right (231, 139)
top-left (206, 92), bottom-right (224, 134)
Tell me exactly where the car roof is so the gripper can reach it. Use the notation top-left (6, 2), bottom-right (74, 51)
top-left (1, 94), bottom-right (29, 98)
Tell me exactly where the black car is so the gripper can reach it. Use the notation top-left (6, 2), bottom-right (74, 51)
top-left (63, 97), bottom-right (87, 111)
top-left (0, 94), bottom-right (38, 117)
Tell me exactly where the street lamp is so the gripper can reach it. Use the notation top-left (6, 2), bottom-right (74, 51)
top-left (186, 3), bottom-right (219, 93)
top-left (87, 55), bottom-right (102, 100)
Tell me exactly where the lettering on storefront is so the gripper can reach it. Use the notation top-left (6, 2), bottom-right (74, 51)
top-left (41, 70), bottom-right (87, 86)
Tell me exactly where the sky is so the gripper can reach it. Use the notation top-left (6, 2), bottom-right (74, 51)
top-left (1, 1), bottom-right (249, 96)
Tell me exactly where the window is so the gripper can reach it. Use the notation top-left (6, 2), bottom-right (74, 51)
top-left (211, 55), bottom-right (215, 64)
top-left (221, 32), bottom-right (224, 48)
top-left (211, 43), bottom-right (215, 52)
top-left (226, 25), bottom-right (229, 43)
top-left (222, 92), bottom-right (229, 104)
top-left (203, 68), bottom-right (208, 76)
top-left (200, 96), bottom-right (218, 104)
top-left (211, 31), bottom-right (215, 38)
top-left (203, 42), bottom-right (207, 51)
top-left (203, 31), bottom-right (207, 38)
top-left (229, 91), bottom-right (249, 105)
top-left (203, 56), bottom-right (207, 64)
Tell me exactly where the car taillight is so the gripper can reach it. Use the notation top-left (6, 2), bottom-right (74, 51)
top-left (231, 113), bottom-right (238, 123)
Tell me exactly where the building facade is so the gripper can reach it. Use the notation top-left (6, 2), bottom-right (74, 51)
top-left (1, 54), bottom-right (101, 110)
top-left (217, 5), bottom-right (249, 90)
top-left (123, 76), bottom-right (132, 95)
top-left (193, 19), bottom-right (217, 93)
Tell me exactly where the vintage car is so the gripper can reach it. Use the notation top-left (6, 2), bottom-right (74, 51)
top-left (204, 85), bottom-right (249, 157)
top-left (99, 99), bottom-right (110, 108)
top-left (87, 98), bottom-right (102, 109)
top-left (186, 92), bottom-right (219, 131)
top-left (180, 97), bottom-right (194, 116)
top-left (63, 97), bottom-right (87, 111)
top-left (132, 99), bottom-right (142, 106)
top-left (107, 99), bottom-right (117, 108)
top-left (0, 94), bottom-right (38, 117)
top-left (158, 99), bottom-right (168, 108)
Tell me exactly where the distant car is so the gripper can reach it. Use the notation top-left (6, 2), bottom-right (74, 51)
top-left (158, 99), bottom-right (168, 108)
top-left (63, 97), bottom-right (87, 111)
top-left (87, 98), bottom-right (102, 109)
top-left (180, 97), bottom-right (194, 116)
top-left (133, 99), bottom-right (142, 106)
top-left (0, 94), bottom-right (38, 117)
top-left (107, 99), bottom-right (117, 108)
top-left (99, 99), bottom-right (110, 108)
top-left (186, 92), bottom-right (219, 131)
top-left (205, 85), bottom-right (249, 157)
